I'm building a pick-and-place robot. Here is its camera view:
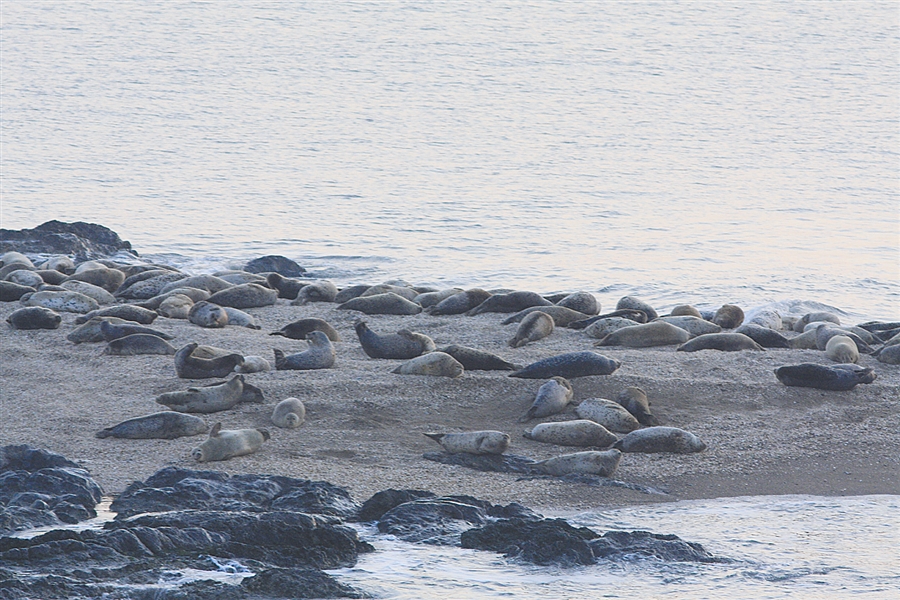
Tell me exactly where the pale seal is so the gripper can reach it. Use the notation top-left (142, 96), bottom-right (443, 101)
top-left (519, 376), bottom-right (574, 422)
top-left (435, 345), bottom-right (521, 371)
top-left (156, 374), bottom-right (246, 413)
top-left (567, 309), bottom-right (649, 330)
top-left (75, 304), bottom-right (158, 325)
top-left (271, 318), bottom-right (341, 342)
top-left (338, 292), bottom-right (423, 315)
top-left (467, 291), bottom-right (553, 316)
top-left (734, 323), bottom-right (791, 349)
top-left (583, 317), bottom-right (643, 339)
top-left (63, 267), bottom-right (126, 293)
top-left (0, 251), bottom-right (33, 268)
top-left (333, 284), bottom-right (372, 304)
top-left (160, 275), bottom-right (233, 295)
top-left (509, 310), bottom-right (555, 348)
top-left (115, 272), bottom-right (187, 300)
top-left (103, 334), bottom-right (178, 356)
top-left (788, 328), bottom-right (819, 350)
top-left (206, 283), bottom-right (277, 309)
top-left (175, 342), bottom-right (245, 379)
top-left (392, 351), bottom-right (464, 377)
top-left (7, 306), bottom-right (62, 330)
top-left (509, 352), bottom-right (620, 379)
top-left (794, 311), bottom-right (841, 332)
top-left (20, 290), bottom-right (99, 313)
top-left (234, 355), bottom-right (272, 373)
top-left (524, 420), bottom-right (618, 448)
top-left (574, 398), bottom-right (641, 433)
top-left (747, 309), bottom-right (782, 330)
top-left (814, 325), bottom-right (874, 354)
top-left (95, 411), bottom-right (208, 439)
top-left (136, 286), bottom-right (210, 310)
top-left (555, 291), bottom-right (600, 315)
top-left (271, 397), bottom-right (306, 428)
top-left (613, 427), bottom-right (707, 454)
top-left (191, 423), bottom-right (270, 462)
top-left (825, 335), bottom-right (859, 364)
top-left (291, 280), bottom-right (338, 304)
top-left (59, 280), bottom-right (116, 305)
top-left (414, 288), bottom-right (463, 308)
top-left (676, 333), bottom-right (764, 352)
top-left (594, 320), bottom-right (691, 348)
top-left (222, 306), bottom-right (260, 329)
top-left (188, 301), bottom-right (229, 328)
top-left (355, 320), bottom-right (435, 359)
top-left (501, 305), bottom-right (591, 327)
top-left (35, 269), bottom-right (68, 285)
top-left (774, 363), bottom-right (876, 391)
top-left (712, 304), bottom-right (744, 329)
top-left (428, 288), bottom-right (492, 316)
top-left (157, 294), bottom-right (194, 319)
top-left (423, 431), bottom-right (510, 455)
top-left (535, 449), bottom-right (622, 477)
top-left (360, 283), bottom-right (418, 301)
top-left (616, 296), bottom-right (659, 321)
top-left (655, 316), bottom-right (722, 336)
top-left (99, 319), bottom-right (174, 342)
top-left (6, 269), bottom-right (44, 289)
top-left (214, 271), bottom-right (268, 286)
top-left (273, 330), bottom-right (336, 370)
top-left (39, 255), bottom-right (76, 274)
top-left (615, 387), bottom-right (660, 426)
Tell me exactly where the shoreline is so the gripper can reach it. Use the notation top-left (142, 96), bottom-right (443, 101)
top-left (1, 297), bottom-right (898, 512)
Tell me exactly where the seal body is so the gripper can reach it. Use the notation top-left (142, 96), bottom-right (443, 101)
top-left (99, 319), bottom-right (173, 342)
top-left (271, 397), bottom-right (306, 428)
top-left (156, 375), bottom-right (245, 413)
top-left (583, 317), bottom-right (643, 339)
top-left (206, 283), bottom-right (277, 309)
top-left (67, 316), bottom-right (129, 343)
top-left (676, 333), bottom-right (764, 352)
top-left (423, 431), bottom-right (510, 455)
top-left (189, 301), bottom-right (229, 328)
top-left (747, 309), bottom-right (783, 330)
top-left (670, 304), bottom-right (702, 318)
top-left (510, 352), bottom-right (621, 379)
top-left (76, 305), bottom-right (158, 325)
top-left (355, 321), bottom-right (435, 359)
top-left (467, 291), bottom-right (553, 316)
top-left (161, 275), bottom-right (233, 295)
top-left (222, 306), bottom-right (260, 329)
top-left (392, 352), bottom-right (464, 377)
top-left (734, 323), bottom-right (791, 349)
top-left (616, 296), bottom-right (658, 321)
top-left (520, 377), bottom-right (574, 421)
top-left (524, 420), bottom-right (618, 448)
top-left (192, 423), bottom-right (270, 462)
top-left (116, 272), bottom-right (187, 299)
top-left (414, 288), bottom-right (462, 308)
top-left (7, 306), bottom-right (62, 330)
top-left (536, 449), bottom-right (622, 477)
top-left (874, 344), bottom-right (900, 365)
top-left (501, 305), bottom-right (590, 327)
top-left (815, 325), bottom-right (873, 354)
top-left (59, 280), bottom-right (116, 304)
top-left (158, 294), bottom-right (194, 319)
top-left (595, 321), bottom-right (691, 348)
top-left (7, 270), bottom-right (44, 288)
top-left (429, 288), bottom-right (492, 316)
top-left (338, 292), bottom-right (423, 315)
top-left (96, 411), bottom-right (208, 439)
top-left (103, 334), bottom-right (178, 356)
top-left (509, 311), bottom-right (555, 348)
top-left (615, 387), bottom-right (660, 426)
top-left (774, 363), bottom-right (876, 391)
top-left (794, 311), bottom-right (841, 332)
top-left (614, 427), bottom-right (707, 453)
top-left (291, 280), bottom-right (338, 304)
top-left (0, 281), bottom-right (36, 302)
top-left (175, 342), bottom-right (244, 379)
top-left (137, 287), bottom-right (210, 310)
top-left (712, 304), bottom-right (744, 329)
top-left (556, 291), bottom-right (599, 315)
top-left (825, 335), bottom-right (859, 364)
top-left (575, 398), bottom-right (641, 433)
top-left (436, 345), bottom-right (520, 371)
top-left (266, 272), bottom-right (306, 299)
top-left (234, 355), bottom-right (271, 373)
top-left (273, 330), bottom-right (336, 370)
top-left (21, 290), bottom-right (99, 313)
top-left (334, 284), bottom-right (371, 304)
top-left (656, 316), bottom-right (722, 337)
top-left (361, 284), bottom-right (418, 301)
top-left (271, 318), bottom-right (341, 342)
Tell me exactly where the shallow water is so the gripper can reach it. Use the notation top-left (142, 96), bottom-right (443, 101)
top-left (2, 2), bottom-right (897, 320)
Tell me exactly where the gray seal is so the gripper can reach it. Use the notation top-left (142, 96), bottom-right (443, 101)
top-left (266, 272), bottom-right (307, 300)
top-left (670, 304), bottom-right (702, 318)
top-left (291, 280), bottom-right (338, 304)
top-left (519, 376), bottom-right (574, 422)
top-left (509, 311), bottom-right (555, 348)
top-left (555, 291), bottom-right (600, 315)
top-left (583, 317), bottom-right (644, 339)
top-left (191, 423), bottom-right (270, 462)
top-left (103, 334), bottom-right (178, 356)
top-left (271, 397), bottom-right (306, 428)
top-left (535, 449), bottom-right (622, 477)
top-left (774, 363), bottom-right (876, 391)
top-left (794, 311), bottom-right (841, 332)
top-left (574, 398), bottom-right (641, 433)
top-left (222, 306), bottom-right (260, 329)
top-left (616, 296), bottom-right (659, 321)
top-left (467, 291), bottom-right (553, 316)
top-left (175, 342), bottom-right (245, 379)
top-left (676, 333), bottom-right (764, 352)
top-left (271, 318), bottom-right (341, 342)
top-left (509, 352), bottom-right (621, 379)
top-left (423, 431), bottom-right (510, 455)
top-left (567, 309), bottom-right (649, 330)
top-left (20, 290), bottom-right (99, 313)
top-left (273, 330), bottom-right (336, 370)
top-left (188, 300), bottom-right (229, 328)
top-left (428, 288), bottom-right (492, 316)
top-left (874, 344), bottom-right (900, 365)
top-left (160, 274), bottom-right (233, 295)
top-left (115, 272), bottom-right (187, 299)
top-left (156, 374), bottom-right (245, 413)
top-left (392, 352), bottom-right (464, 377)
top-left (501, 305), bottom-right (591, 327)
top-left (206, 283), bottom-right (277, 309)
top-left (95, 411), bottom-right (208, 439)
top-left (712, 304), bottom-right (744, 329)
top-left (655, 316), bottom-right (722, 337)
top-left (613, 427), bottom-right (707, 454)
top-left (594, 320), bottom-right (691, 348)
top-left (234, 355), bottom-right (272, 373)
top-left (414, 288), bottom-right (463, 308)
top-left (157, 294), bottom-right (194, 319)
top-left (99, 319), bottom-right (174, 342)
top-left (814, 325), bottom-right (874, 354)
top-left (524, 420), bottom-right (618, 448)
top-left (7, 306), bottom-right (61, 330)
top-left (63, 267), bottom-right (126, 293)
top-left (0, 280), bottom-right (37, 302)
top-left (333, 284), bottom-right (372, 304)
top-left (355, 320), bottom-right (435, 359)
top-left (338, 292), bottom-right (423, 315)
top-left (75, 304), bottom-right (158, 325)
top-left (734, 323), bottom-right (791, 349)
top-left (67, 316), bottom-right (129, 343)
top-left (135, 287), bottom-right (211, 310)
top-left (435, 344), bottom-right (521, 371)
top-left (615, 387), bottom-right (660, 426)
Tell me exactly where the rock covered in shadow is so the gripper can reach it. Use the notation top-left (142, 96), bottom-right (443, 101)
top-left (357, 488), bottom-right (437, 522)
top-left (244, 254), bottom-right (306, 277)
top-left (0, 220), bottom-right (136, 259)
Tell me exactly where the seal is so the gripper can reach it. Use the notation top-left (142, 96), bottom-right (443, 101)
top-left (360, 283), bottom-right (418, 301)
top-left (874, 344), bottom-right (900, 365)
top-left (0, 251), bottom-right (33, 269)
top-left (135, 287), bottom-right (211, 310)
top-left (655, 316), bottom-right (722, 337)
top-left (35, 269), bottom-right (68, 285)
top-left (613, 427), bottom-right (707, 454)
top-left (270, 318), bottom-right (341, 342)
top-left (266, 272), bottom-right (306, 300)
top-left (616, 296), bottom-right (659, 321)
top-left (99, 319), bottom-right (174, 342)
top-left (95, 411), bottom-right (208, 439)
top-left (66, 316), bottom-right (127, 343)
top-left (615, 387), bottom-right (660, 426)
top-left (501, 305), bottom-right (591, 327)
top-left (670, 304), bottom-right (702, 318)
top-left (794, 311), bottom-right (841, 332)
top-left (103, 334), bottom-right (178, 356)
top-left (222, 306), bottom-right (260, 329)
top-left (555, 291), bottom-right (600, 315)
top-left (392, 351), bottom-right (464, 377)
top-left (291, 280), bottom-right (338, 304)
top-left (509, 311), bottom-right (555, 348)
top-left (206, 283), bottom-right (277, 309)
top-left (20, 290), bottom-right (99, 313)
top-left (63, 267), bottom-right (126, 293)
top-left (423, 431), bottom-right (510, 455)
top-left (175, 342), bottom-right (245, 379)
top-left (191, 422), bottom-right (270, 462)
top-left (519, 377), bottom-right (574, 422)
top-left (774, 363), bottom-right (876, 391)
top-left (583, 317), bottom-right (644, 339)
top-left (746, 309), bottom-right (782, 330)
top-left (825, 335), bottom-right (859, 364)
top-left (244, 254), bottom-right (305, 277)
top-left (355, 320), bottom-right (435, 359)
top-left (7, 306), bottom-right (61, 330)
top-left (59, 280), bottom-right (116, 305)
top-left (414, 288), bottom-right (463, 308)
top-left (214, 271), bottom-right (268, 286)
top-left (271, 397), bottom-right (306, 428)
top-left (39, 255), bottom-right (76, 274)
top-left (115, 272), bottom-right (187, 300)
top-left (188, 300), bottom-right (229, 328)
top-left (734, 323), bottom-right (791, 349)
top-left (676, 333), bottom-right (764, 352)
top-left (467, 291), bottom-right (553, 316)
top-left (509, 351), bottom-right (621, 379)
top-left (160, 275), bottom-right (233, 295)
top-left (535, 449), bottom-right (622, 477)
top-left (712, 304), bottom-right (744, 329)
top-left (156, 374), bottom-right (246, 413)
top-left (788, 328), bottom-right (819, 350)
top-left (0, 280), bottom-right (37, 302)
top-left (814, 325), bottom-right (873, 354)
top-left (333, 284), bottom-right (372, 304)
top-left (6, 270), bottom-right (44, 289)
top-left (338, 292), bottom-right (423, 315)
top-left (273, 330), bottom-right (336, 370)
top-left (428, 288), bottom-right (492, 316)
top-left (435, 344), bottom-right (521, 371)
top-left (524, 420), bottom-right (618, 448)
top-left (234, 355), bottom-right (271, 373)
top-left (574, 398), bottom-right (641, 433)
top-left (567, 309), bottom-right (649, 330)
top-left (75, 304), bottom-right (158, 325)
top-left (157, 294), bottom-right (194, 319)
top-left (594, 321), bottom-right (691, 348)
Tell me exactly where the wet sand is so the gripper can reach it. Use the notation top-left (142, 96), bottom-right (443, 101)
top-left (1, 299), bottom-right (897, 512)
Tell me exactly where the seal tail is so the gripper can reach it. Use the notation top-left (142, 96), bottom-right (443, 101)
top-left (269, 331), bottom-right (285, 337)
top-left (423, 432), bottom-right (444, 445)
top-left (273, 348), bottom-right (287, 370)
top-left (95, 428), bottom-right (113, 439)
top-left (522, 430), bottom-right (534, 440)
top-left (517, 409), bottom-right (535, 423)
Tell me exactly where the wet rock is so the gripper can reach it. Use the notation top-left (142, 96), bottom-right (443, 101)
top-left (242, 567), bottom-right (370, 599)
top-left (244, 255), bottom-right (306, 277)
top-left (357, 489), bottom-right (436, 522)
top-left (590, 530), bottom-right (724, 563)
top-left (0, 220), bottom-right (136, 259)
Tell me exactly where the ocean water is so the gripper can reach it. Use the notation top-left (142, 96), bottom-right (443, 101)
top-left (1, 1), bottom-right (897, 321)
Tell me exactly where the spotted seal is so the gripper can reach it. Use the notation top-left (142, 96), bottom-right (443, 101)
top-left (676, 333), bottom-right (764, 352)
top-left (191, 423), bottom-right (270, 462)
top-left (234, 355), bottom-right (272, 373)
top-left (20, 290), bottom-right (99, 313)
top-left (554, 291), bottom-right (600, 315)
top-left (273, 330), bottom-right (336, 370)
top-left (270, 318), bottom-right (341, 342)
top-left (814, 325), bottom-right (874, 354)
top-left (99, 319), bottom-right (174, 342)
top-left (63, 267), bottom-right (126, 293)
top-left (160, 275), bottom-right (233, 295)
top-left (524, 420), bottom-right (618, 448)
top-left (115, 272), bottom-right (187, 300)
top-left (75, 305), bottom-right (158, 325)
top-left (6, 270), bottom-right (44, 289)
top-left (535, 449), bottom-right (622, 477)
top-left (519, 377), bottom-right (574, 422)
top-left (793, 311), bottom-right (841, 332)
top-left (333, 284), bottom-right (372, 304)
top-left (338, 292), bottom-right (423, 315)
top-left (188, 301), bottom-right (229, 328)
top-left (175, 342), bottom-right (244, 379)
top-left (874, 344), bottom-right (900, 365)
top-left (594, 320), bottom-right (691, 348)
top-left (103, 334), bottom-right (178, 356)
top-left (435, 345), bottom-right (521, 371)
top-left (360, 283), bottom-right (418, 301)
top-left (509, 352), bottom-right (620, 379)
top-left (428, 288), bottom-right (492, 316)
top-left (574, 398), bottom-right (641, 433)
top-left (509, 311), bottom-right (555, 348)
top-left (7, 306), bottom-right (62, 330)
top-left (59, 280), bottom-right (116, 305)
top-left (67, 316), bottom-right (129, 343)
top-left (355, 320), bottom-right (435, 359)
top-left (669, 304), bottom-right (702, 318)
top-left (271, 397), bottom-right (306, 428)
top-left (774, 363), bottom-right (876, 391)
top-left (222, 306), bottom-right (260, 329)
top-left (423, 431), bottom-right (510, 455)
top-left (414, 288), bottom-right (463, 308)
top-left (96, 411), bottom-right (208, 439)
top-left (135, 287), bottom-right (211, 310)
top-left (615, 387), bottom-right (660, 426)
top-left (206, 283), bottom-right (277, 309)
top-left (616, 296), bottom-right (658, 321)
top-left (392, 351), bottom-right (464, 377)
top-left (582, 317), bottom-right (643, 339)
top-left (613, 427), bottom-right (707, 453)
top-left (158, 294), bottom-right (194, 319)
top-left (712, 304), bottom-right (744, 329)
top-left (156, 374), bottom-right (246, 413)
top-left (655, 316), bottom-right (722, 337)
top-left (567, 309), bottom-right (649, 330)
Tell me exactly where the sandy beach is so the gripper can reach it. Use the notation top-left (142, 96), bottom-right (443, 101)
top-left (2, 298), bottom-right (897, 513)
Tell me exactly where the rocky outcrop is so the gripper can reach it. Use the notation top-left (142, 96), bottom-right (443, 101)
top-left (243, 255), bottom-right (306, 277)
top-left (0, 221), bottom-right (136, 260)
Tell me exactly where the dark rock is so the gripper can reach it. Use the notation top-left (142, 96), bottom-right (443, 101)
top-left (357, 489), bottom-right (436, 522)
top-left (0, 220), bottom-right (136, 260)
top-left (244, 255), bottom-right (306, 277)
top-left (423, 451), bottom-right (544, 475)
top-left (242, 567), bottom-right (370, 599)
top-left (590, 530), bottom-right (725, 563)
top-left (461, 518), bottom-right (599, 566)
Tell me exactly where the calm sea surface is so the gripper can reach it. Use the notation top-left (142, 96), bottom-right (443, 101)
top-left (1, 1), bottom-right (897, 320)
